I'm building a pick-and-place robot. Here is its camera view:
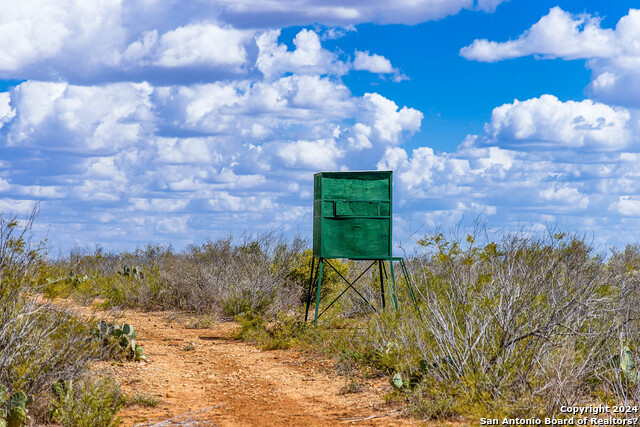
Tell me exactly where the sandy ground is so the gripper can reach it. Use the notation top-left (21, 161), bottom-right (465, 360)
top-left (91, 309), bottom-right (424, 427)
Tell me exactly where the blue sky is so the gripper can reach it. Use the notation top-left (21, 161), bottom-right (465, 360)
top-left (1, 0), bottom-right (640, 252)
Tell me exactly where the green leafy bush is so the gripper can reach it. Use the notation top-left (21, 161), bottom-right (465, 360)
top-left (49, 377), bottom-right (124, 427)
top-left (234, 313), bottom-right (308, 350)
top-left (287, 249), bottom-right (349, 303)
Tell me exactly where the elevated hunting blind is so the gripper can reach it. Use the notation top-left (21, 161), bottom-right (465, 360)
top-left (313, 171), bottom-right (392, 259)
top-left (305, 171), bottom-right (419, 324)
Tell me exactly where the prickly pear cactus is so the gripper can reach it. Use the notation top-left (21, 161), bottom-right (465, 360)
top-left (50, 379), bottom-right (73, 422)
top-left (0, 390), bottom-right (33, 427)
top-left (119, 334), bottom-right (130, 348)
top-left (52, 379), bottom-right (72, 400)
top-left (119, 265), bottom-right (141, 278)
top-left (121, 324), bottom-right (137, 339)
top-left (390, 373), bottom-right (404, 390)
top-left (122, 323), bottom-right (133, 335)
top-left (6, 406), bottom-right (26, 427)
top-left (385, 341), bottom-right (399, 354)
top-left (621, 346), bottom-right (639, 384)
top-left (134, 345), bottom-right (146, 361)
top-left (0, 384), bottom-right (6, 427)
top-left (8, 391), bottom-right (32, 409)
top-left (93, 320), bottom-right (146, 361)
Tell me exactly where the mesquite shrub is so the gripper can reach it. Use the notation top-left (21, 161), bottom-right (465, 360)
top-left (0, 208), bottom-right (101, 421)
top-left (345, 230), bottom-right (640, 418)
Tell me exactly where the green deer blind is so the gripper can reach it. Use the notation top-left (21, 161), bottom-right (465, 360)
top-left (313, 171), bottom-right (392, 259)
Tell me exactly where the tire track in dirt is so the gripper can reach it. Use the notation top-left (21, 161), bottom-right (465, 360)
top-left (93, 309), bottom-right (416, 426)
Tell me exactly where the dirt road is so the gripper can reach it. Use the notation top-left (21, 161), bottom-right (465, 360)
top-left (93, 309), bottom-right (417, 426)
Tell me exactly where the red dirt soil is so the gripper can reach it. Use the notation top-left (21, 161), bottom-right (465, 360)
top-left (92, 308), bottom-right (427, 427)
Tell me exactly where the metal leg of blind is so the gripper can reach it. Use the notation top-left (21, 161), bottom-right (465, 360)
top-left (304, 256), bottom-right (316, 322)
top-left (313, 258), bottom-right (324, 326)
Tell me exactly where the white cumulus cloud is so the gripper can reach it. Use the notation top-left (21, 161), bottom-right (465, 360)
top-left (484, 95), bottom-right (633, 151)
top-left (125, 24), bottom-right (254, 69)
top-left (460, 7), bottom-right (618, 62)
top-left (0, 93), bottom-right (15, 130)
top-left (460, 7), bottom-right (640, 109)
top-left (275, 138), bottom-right (344, 170)
top-left (353, 51), bottom-right (394, 73)
top-left (358, 93), bottom-right (423, 145)
top-left (0, 65), bottom-right (424, 248)
top-left (7, 81), bottom-right (155, 151)
top-left (257, 29), bottom-right (348, 80)
top-left (352, 50), bottom-right (407, 81)
top-left (375, 90), bottom-right (640, 248)
top-left (0, 0), bottom-right (509, 83)
top-left (614, 196), bottom-right (640, 216)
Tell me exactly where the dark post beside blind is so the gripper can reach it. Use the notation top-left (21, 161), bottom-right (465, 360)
top-left (305, 171), bottom-right (420, 324)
